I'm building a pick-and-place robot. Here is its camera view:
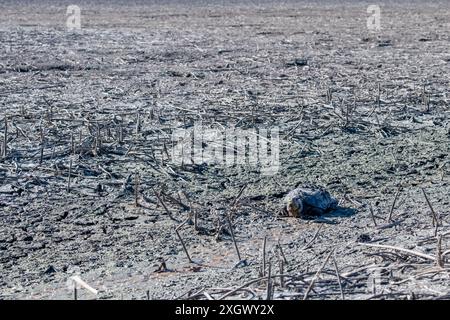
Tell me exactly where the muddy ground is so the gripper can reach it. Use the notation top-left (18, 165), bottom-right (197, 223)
top-left (0, 0), bottom-right (449, 300)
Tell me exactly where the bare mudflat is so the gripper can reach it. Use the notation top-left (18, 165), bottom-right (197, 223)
top-left (0, 0), bottom-right (449, 299)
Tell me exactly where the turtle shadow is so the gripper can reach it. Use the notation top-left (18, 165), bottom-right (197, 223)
top-left (299, 206), bottom-right (357, 223)
top-left (326, 206), bottom-right (358, 218)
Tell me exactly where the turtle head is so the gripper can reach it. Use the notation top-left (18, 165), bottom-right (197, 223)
top-left (286, 197), bottom-right (303, 218)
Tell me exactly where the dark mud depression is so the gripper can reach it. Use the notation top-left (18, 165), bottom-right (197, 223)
top-left (0, 0), bottom-right (449, 299)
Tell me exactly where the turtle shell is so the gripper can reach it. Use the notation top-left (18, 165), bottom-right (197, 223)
top-left (285, 186), bottom-right (338, 216)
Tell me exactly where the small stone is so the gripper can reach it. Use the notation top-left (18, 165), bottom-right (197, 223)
top-left (44, 265), bottom-right (57, 274)
top-left (287, 58), bottom-right (308, 67)
top-left (378, 39), bottom-right (392, 47)
top-left (357, 234), bottom-right (371, 243)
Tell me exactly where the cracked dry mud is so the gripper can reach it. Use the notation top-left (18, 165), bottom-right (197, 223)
top-left (0, 0), bottom-right (449, 299)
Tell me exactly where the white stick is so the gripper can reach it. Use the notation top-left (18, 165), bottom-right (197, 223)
top-left (70, 275), bottom-right (98, 296)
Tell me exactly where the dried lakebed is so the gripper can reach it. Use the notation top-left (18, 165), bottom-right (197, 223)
top-left (0, 0), bottom-right (449, 299)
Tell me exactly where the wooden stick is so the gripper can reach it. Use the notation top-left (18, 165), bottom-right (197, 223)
top-left (175, 218), bottom-right (192, 263)
top-left (134, 173), bottom-right (140, 207)
top-left (302, 224), bottom-right (324, 250)
top-left (279, 258), bottom-right (284, 288)
top-left (218, 274), bottom-right (293, 300)
top-left (163, 142), bottom-right (170, 161)
top-left (161, 191), bottom-right (189, 210)
top-left (377, 83), bottom-right (381, 110)
top-left (182, 191), bottom-right (198, 231)
top-left (95, 125), bottom-right (101, 155)
top-left (422, 188), bottom-right (440, 234)
top-left (442, 249), bottom-right (450, 259)
top-left (262, 236), bottom-right (267, 276)
top-left (422, 84), bottom-right (426, 105)
top-left (332, 255), bottom-right (344, 300)
top-left (369, 203), bottom-right (377, 227)
top-left (226, 213), bottom-right (242, 262)
top-left (436, 235), bottom-right (443, 268)
top-left (39, 145), bottom-right (44, 164)
top-left (277, 239), bottom-right (288, 265)
top-left (70, 275), bottom-right (98, 296)
top-left (303, 249), bottom-right (334, 300)
top-left (78, 129), bottom-right (83, 155)
top-left (266, 263), bottom-right (272, 300)
top-left (229, 184), bottom-right (247, 219)
top-left (358, 242), bottom-right (435, 261)
top-left (136, 112), bottom-right (141, 134)
top-left (203, 292), bottom-right (214, 300)
top-left (71, 133), bottom-right (74, 155)
top-left (67, 160), bottom-right (72, 193)
top-left (119, 124), bottom-right (123, 144)
top-left (387, 187), bottom-right (401, 222)
top-left (2, 116), bottom-right (7, 158)
top-left (193, 207), bottom-right (198, 231)
top-left (154, 190), bottom-right (177, 221)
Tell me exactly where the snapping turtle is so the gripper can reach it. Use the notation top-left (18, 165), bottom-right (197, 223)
top-left (282, 185), bottom-right (338, 218)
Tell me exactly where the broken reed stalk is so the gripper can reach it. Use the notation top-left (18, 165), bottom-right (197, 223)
top-left (70, 133), bottom-right (74, 155)
top-left (163, 142), bottom-right (170, 161)
top-left (367, 84), bottom-right (381, 118)
top-left (326, 87), bottom-right (332, 104)
top-left (266, 263), bottom-right (272, 300)
top-left (134, 173), bottom-right (140, 207)
top-left (422, 84), bottom-right (426, 105)
top-left (387, 187), bottom-right (401, 222)
top-left (40, 146), bottom-right (44, 164)
top-left (224, 184), bottom-right (247, 262)
top-left (217, 274), bottom-right (296, 300)
top-left (436, 235), bottom-right (443, 268)
top-left (229, 184), bottom-right (247, 219)
top-left (332, 255), bottom-right (344, 300)
top-left (279, 258), bottom-right (284, 288)
top-left (369, 203), bottom-right (377, 227)
top-left (277, 239), bottom-right (288, 264)
top-left (302, 224), bottom-right (324, 250)
top-left (372, 278), bottom-right (376, 295)
top-left (95, 126), bottom-right (101, 155)
top-left (78, 129), bottom-right (83, 155)
top-left (67, 160), bottom-right (72, 193)
top-left (284, 114), bottom-right (304, 139)
top-left (154, 190), bottom-right (176, 221)
top-left (2, 116), bottom-right (7, 158)
top-left (377, 83), bottom-right (381, 109)
top-left (73, 284), bottom-right (77, 300)
top-left (303, 249), bottom-right (335, 300)
top-left (39, 127), bottom-right (44, 163)
top-left (175, 218), bottom-right (193, 263)
top-left (136, 112), bottom-right (141, 134)
top-left (344, 102), bottom-right (350, 127)
top-left (358, 242), bottom-right (435, 261)
top-left (422, 188), bottom-right (439, 234)
top-left (119, 124), bottom-right (123, 144)
top-left (226, 213), bottom-right (242, 262)
top-left (262, 236), bottom-right (267, 276)
top-left (193, 208), bottom-right (198, 231)
top-left (182, 191), bottom-right (198, 231)
top-left (422, 84), bottom-right (431, 112)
